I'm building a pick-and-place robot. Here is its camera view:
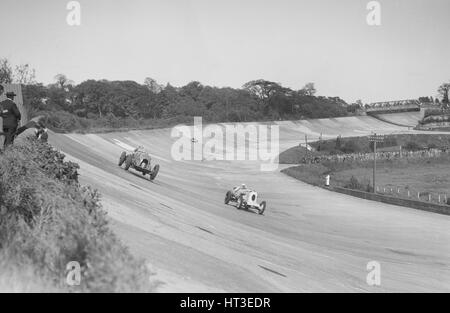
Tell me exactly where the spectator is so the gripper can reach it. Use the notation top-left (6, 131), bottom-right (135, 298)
top-left (0, 91), bottom-right (22, 147)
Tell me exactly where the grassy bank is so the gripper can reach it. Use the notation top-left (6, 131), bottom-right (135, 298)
top-left (0, 138), bottom-right (154, 292)
top-left (282, 155), bottom-right (450, 202)
top-left (36, 110), bottom-right (195, 134)
top-left (280, 133), bottom-right (450, 164)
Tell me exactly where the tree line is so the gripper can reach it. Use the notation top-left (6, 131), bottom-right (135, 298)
top-left (1, 57), bottom-right (449, 132)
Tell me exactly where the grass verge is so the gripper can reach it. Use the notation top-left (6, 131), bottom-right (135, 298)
top-left (282, 155), bottom-right (450, 203)
top-left (0, 138), bottom-right (154, 292)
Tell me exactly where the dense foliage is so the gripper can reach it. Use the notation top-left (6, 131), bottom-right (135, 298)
top-left (0, 138), bottom-right (152, 292)
top-left (22, 79), bottom-right (350, 132)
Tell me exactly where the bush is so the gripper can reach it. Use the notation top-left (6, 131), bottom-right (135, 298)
top-left (0, 138), bottom-right (153, 292)
top-left (345, 176), bottom-right (362, 190)
top-left (404, 141), bottom-right (421, 151)
top-left (341, 140), bottom-right (361, 154)
top-left (344, 176), bottom-right (372, 192)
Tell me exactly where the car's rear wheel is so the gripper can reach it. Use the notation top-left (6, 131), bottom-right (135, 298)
top-left (224, 191), bottom-right (232, 204)
top-left (259, 201), bottom-right (267, 215)
top-left (150, 164), bottom-right (160, 181)
top-left (124, 155), bottom-right (132, 170)
top-left (118, 152), bottom-right (127, 166)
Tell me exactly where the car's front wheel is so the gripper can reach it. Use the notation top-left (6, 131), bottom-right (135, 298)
top-left (118, 152), bottom-right (127, 166)
top-left (224, 191), bottom-right (232, 204)
top-left (124, 155), bottom-right (132, 170)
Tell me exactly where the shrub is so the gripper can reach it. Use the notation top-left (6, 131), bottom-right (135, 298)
top-left (341, 140), bottom-right (361, 153)
top-left (344, 176), bottom-right (372, 192)
top-left (404, 141), bottom-right (421, 151)
top-left (345, 176), bottom-right (362, 190)
top-left (0, 138), bottom-right (153, 292)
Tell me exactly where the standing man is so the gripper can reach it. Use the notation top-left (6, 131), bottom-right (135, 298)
top-left (0, 91), bottom-right (22, 147)
top-left (0, 85), bottom-right (3, 139)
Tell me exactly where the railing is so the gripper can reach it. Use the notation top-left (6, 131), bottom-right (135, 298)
top-left (376, 185), bottom-right (449, 205)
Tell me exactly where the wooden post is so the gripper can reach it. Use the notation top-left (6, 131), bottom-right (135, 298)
top-left (373, 140), bottom-right (377, 193)
top-left (368, 134), bottom-right (383, 194)
top-left (305, 134), bottom-right (308, 159)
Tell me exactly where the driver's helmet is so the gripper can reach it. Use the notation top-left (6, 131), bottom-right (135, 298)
top-left (241, 184), bottom-right (247, 189)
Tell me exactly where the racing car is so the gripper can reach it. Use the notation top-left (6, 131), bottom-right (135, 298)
top-left (118, 149), bottom-right (160, 181)
top-left (224, 188), bottom-right (267, 215)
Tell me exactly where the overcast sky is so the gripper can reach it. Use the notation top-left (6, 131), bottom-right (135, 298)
top-left (0, 0), bottom-right (449, 103)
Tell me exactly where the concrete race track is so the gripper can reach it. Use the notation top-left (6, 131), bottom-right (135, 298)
top-left (49, 113), bottom-right (450, 292)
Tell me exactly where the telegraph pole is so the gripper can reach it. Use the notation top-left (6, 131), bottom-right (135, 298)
top-left (368, 133), bottom-right (384, 193)
top-left (305, 134), bottom-right (308, 159)
top-left (373, 140), bottom-right (377, 191)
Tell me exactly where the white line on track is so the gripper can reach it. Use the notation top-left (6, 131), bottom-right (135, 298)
top-left (112, 138), bottom-right (172, 163)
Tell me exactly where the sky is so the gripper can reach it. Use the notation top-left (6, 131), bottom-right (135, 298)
top-left (0, 0), bottom-right (449, 103)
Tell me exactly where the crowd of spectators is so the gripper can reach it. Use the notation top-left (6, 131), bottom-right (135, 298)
top-left (365, 100), bottom-right (420, 112)
top-left (300, 148), bottom-right (449, 164)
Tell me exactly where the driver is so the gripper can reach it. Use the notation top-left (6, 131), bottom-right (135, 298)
top-left (134, 145), bottom-right (151, 167)
top-left (134, 145), bottom-right (146, 153)
top-left (233, 183), bottom-right (250, 197)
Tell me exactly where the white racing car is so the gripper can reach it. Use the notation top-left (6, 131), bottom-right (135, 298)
top-left (224, 187), bottom-right (267, 215)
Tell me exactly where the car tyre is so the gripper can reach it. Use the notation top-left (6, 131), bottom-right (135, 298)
top-left (225, 191), bottom-right (232, 204)
top-left (259, 201), bottom-right (267, 215)
top-left (150, 164), bottom-right (160, 181)
top-left (124, 155), bottom-right (132, 170)
top-left (237, 195), bottom-right (245, 210)
top-left (118, 152), bottom-right (127, 166)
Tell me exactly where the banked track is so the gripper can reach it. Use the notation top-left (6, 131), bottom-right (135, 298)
top-left (49, 113), bottom-right (450, 292)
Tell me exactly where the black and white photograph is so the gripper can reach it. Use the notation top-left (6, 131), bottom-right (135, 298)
top-left (0, 0), bottom-right (449, 298)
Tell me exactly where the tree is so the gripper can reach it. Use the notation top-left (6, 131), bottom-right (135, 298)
top-left (144, 77), bottom-right (163, 94)
top-left (300, 82), bottom-right (316, 96)
top-left (54, 74), bottom-right (74, 89)
top-left (242, 79), bottom-right (285, 112)
top-left (181, 81), bottom-right (203, 101)
top-left (0, 58), bottom-right (37, 85)
top-left (438, 82), bottom-right (450, 104)
top-left (243, 80), bottom-right (282, 101)
top-left (14, 63), bottom-right (36, 84)
top-left (0, 58), bottom-right (13, 84)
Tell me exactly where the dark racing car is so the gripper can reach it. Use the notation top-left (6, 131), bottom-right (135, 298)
top-left (118, 147), bottom-right (160, 181)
